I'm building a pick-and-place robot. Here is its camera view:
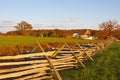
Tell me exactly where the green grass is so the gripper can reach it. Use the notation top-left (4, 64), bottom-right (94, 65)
top-left (57, 42), bottom-right (120, 80)
top-left (0, 36), bottom-right (95, 46)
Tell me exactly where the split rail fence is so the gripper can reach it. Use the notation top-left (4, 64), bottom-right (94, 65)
top-left (0, 40), bottom-right (113, 80)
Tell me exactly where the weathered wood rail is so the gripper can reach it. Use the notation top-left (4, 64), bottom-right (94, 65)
top-left (0, 40), bottom-right (113, 80)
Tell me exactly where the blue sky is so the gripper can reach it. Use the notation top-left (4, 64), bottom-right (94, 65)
top-left (0, 0), bottom-right (120, 32)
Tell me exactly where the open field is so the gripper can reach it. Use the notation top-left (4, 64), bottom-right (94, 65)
top-left (0, 36), bottom-right (97, 46)
top-left (57, 42), bottom-right (120, 80)
top-left (0, 36), bottom-right (99, 56)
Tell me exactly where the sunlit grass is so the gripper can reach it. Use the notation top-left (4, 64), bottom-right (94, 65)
top-left (0, 36), bottom-right (96, 46)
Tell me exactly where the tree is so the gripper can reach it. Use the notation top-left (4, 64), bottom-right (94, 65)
top-left (99, 20), bottom-right (119, 36)
top-left (95, 30), bottom-right (109, 39)
top-left (112, 29), bottom-right (120, 40)
top-left (96, 20), bottom-right (120, 39)
top-left (15, 21), bottom-right (32, 30)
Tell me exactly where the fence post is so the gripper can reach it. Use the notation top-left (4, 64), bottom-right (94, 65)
top-left (35, 40), bottom-right (45, 52)
top-left (65, 42), bottom-right (85, 68)
top-left (52, 44), bottom-right (65, 58)
top-left (45, 56), bottom-right (62, 80)
top-left (75, 42), bottom-right (94, 61)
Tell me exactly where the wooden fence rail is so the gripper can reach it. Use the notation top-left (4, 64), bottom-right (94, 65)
top-left (0, 40), bottom-right (113, 80)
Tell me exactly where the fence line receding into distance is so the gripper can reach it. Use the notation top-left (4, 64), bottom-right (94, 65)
top-left (0, 40), bottom-right (113, 80)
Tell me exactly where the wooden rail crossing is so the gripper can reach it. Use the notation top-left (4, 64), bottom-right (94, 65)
top-left (0, 40), bottom-right (113, 80)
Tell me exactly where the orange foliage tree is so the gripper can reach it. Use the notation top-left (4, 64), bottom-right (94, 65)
top-left (15, 21), bottom-right (32, 30)
top-left (96, 20), bottom-right (120, 39)
top-left (14, 21), bottom-right (33, 36)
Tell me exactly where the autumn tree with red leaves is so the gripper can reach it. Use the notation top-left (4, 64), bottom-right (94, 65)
top-left (96, 20), bottom-right (120, 39)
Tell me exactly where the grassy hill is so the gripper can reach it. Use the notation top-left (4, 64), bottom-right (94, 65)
top-left (0, 36), bottom-right (95, 46)
top-left (57, 42), bottom-right (120, 80)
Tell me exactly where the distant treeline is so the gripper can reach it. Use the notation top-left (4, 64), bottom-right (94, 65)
top-left (0, 20), bottom-right (120, 40)
top-left (5, 29), bottom-right (96, 37)
top-left (3, 29), bottom-right (120, 40)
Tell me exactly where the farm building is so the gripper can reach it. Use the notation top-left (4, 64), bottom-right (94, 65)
top-left (73, 33), bottom-right (79, 38)
top-left (66, 33), bottom-right (79, 38)
top-left (66, 29), bottom-right (94, 39)
top-left (80, 29), bottom-right (93, 40)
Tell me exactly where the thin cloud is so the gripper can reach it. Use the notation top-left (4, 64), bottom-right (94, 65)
top-left (0, 21), bottom-right (16, 26)
top-left (41, 24), bottom-right (83, 30)
top-left (62, 18), bottom-right (80, 23)
top-left (33, 24), bottom-right (83, 30)
top-left (33, 24), bottom-right (46, 29)
top-left (0, 21), bottom-right (17, 33)
top-left (40, 18), bottom-right (80, 23)
top-left (0, 27), bottom-right (15, 33)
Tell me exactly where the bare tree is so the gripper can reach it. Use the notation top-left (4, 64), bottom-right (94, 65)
top-left (15, 21), bottom-right (32, 30)
top-left (99, 20), bottom-right (120, 36)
